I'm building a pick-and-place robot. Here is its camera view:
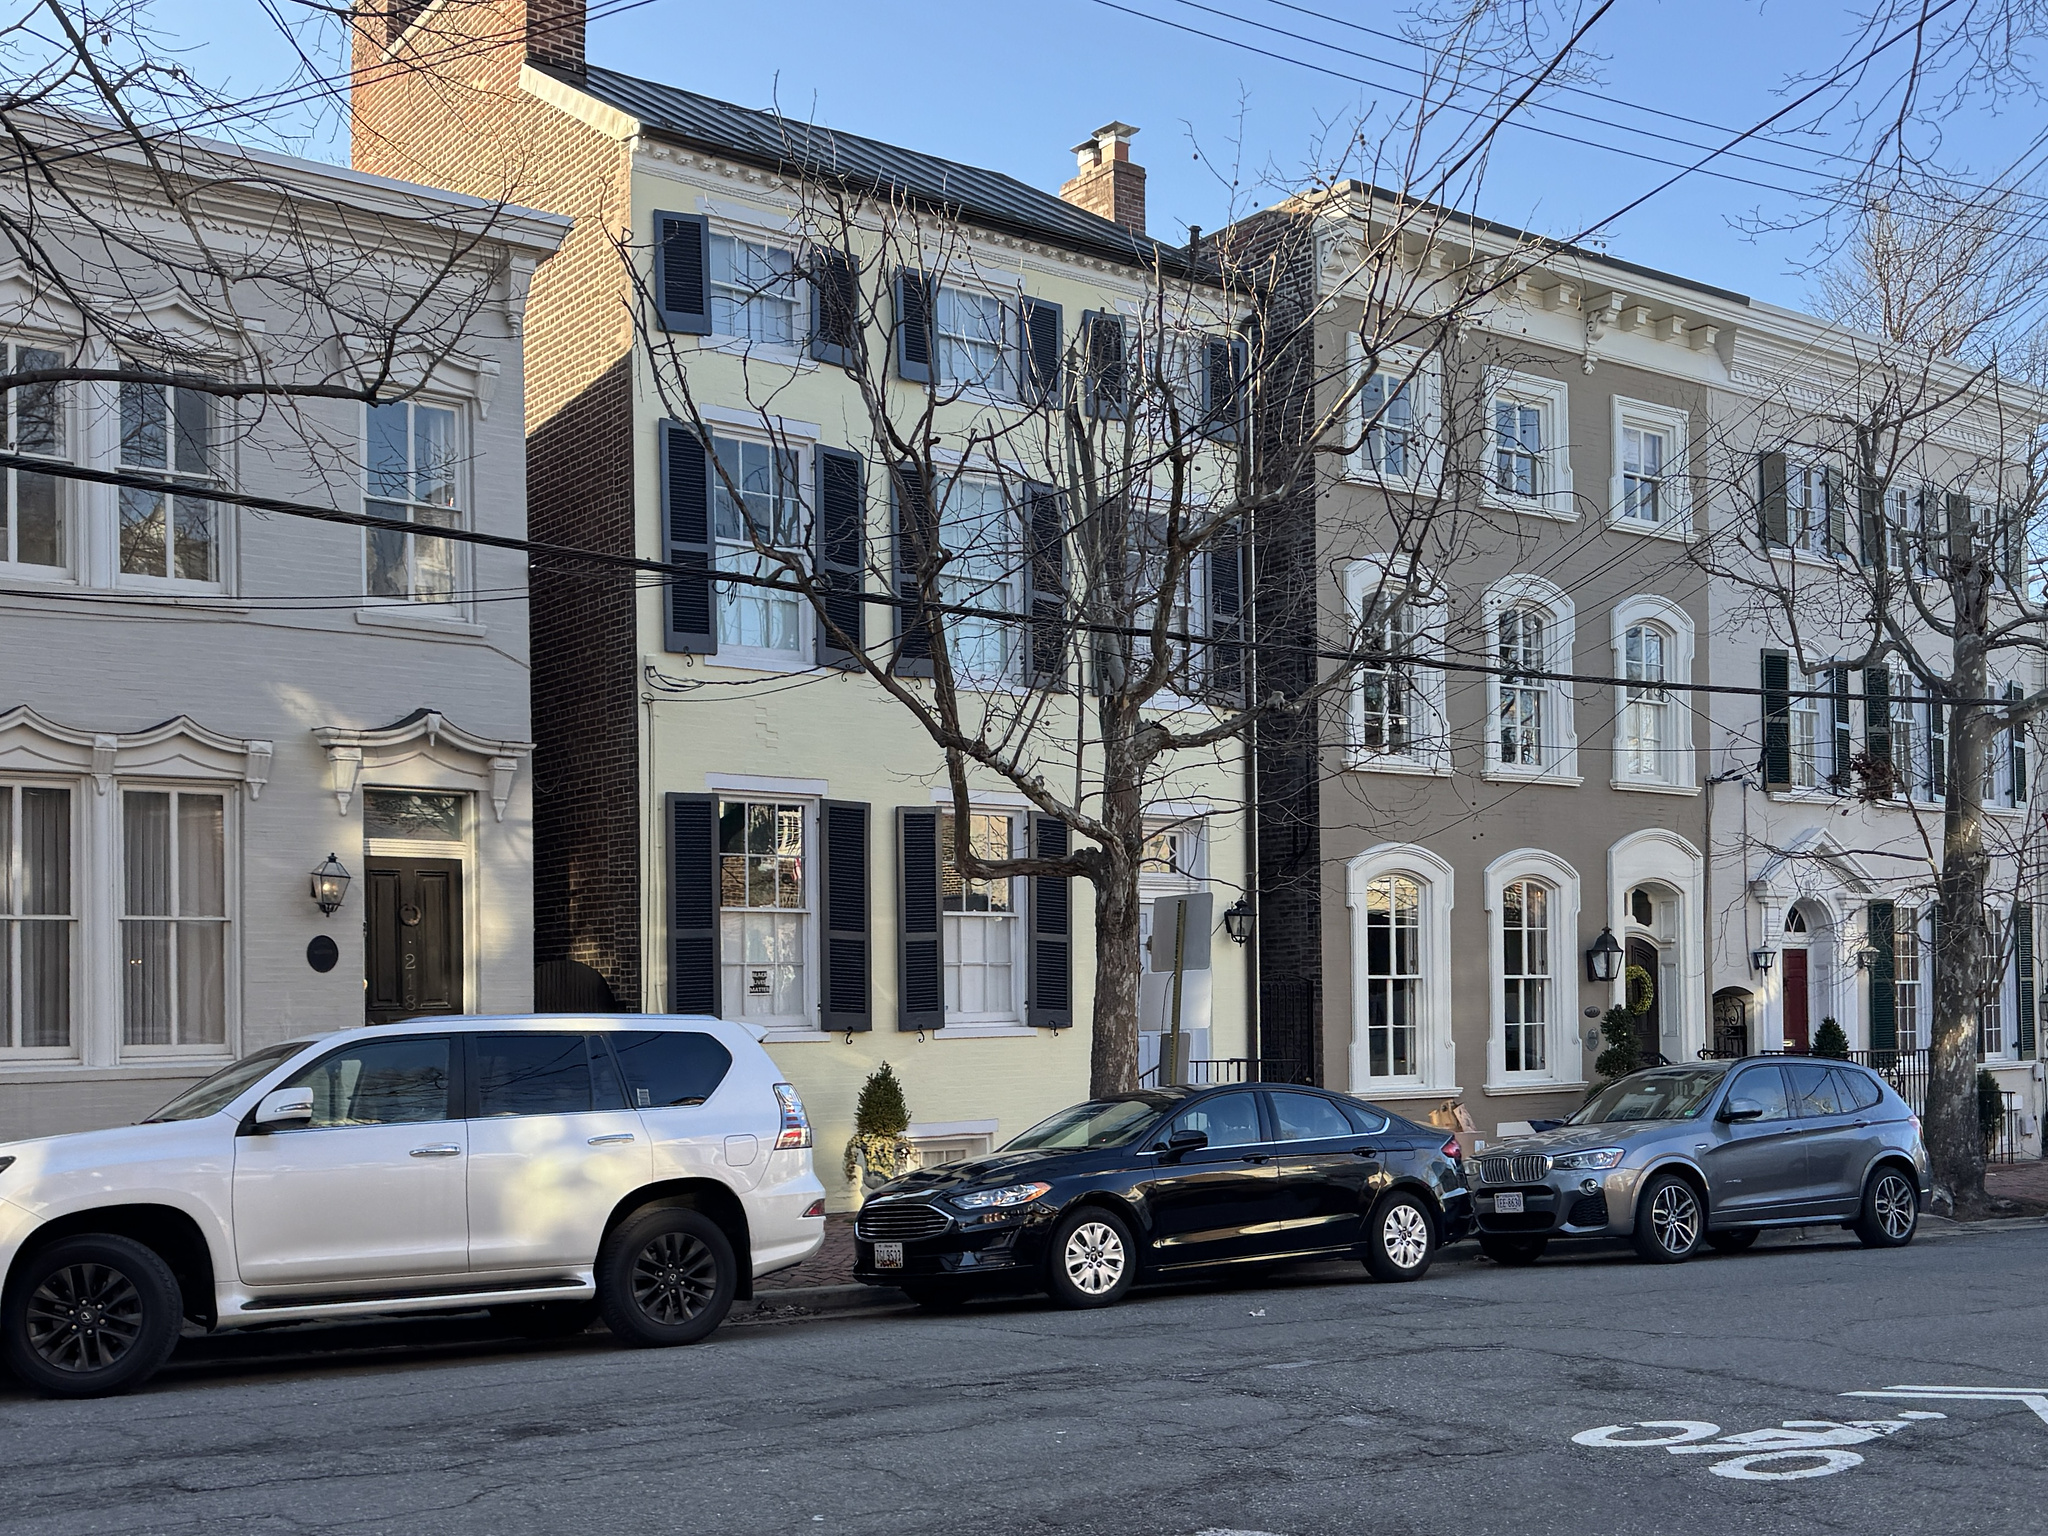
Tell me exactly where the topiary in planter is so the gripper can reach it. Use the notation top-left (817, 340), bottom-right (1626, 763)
top-left (1813, 1018), bottom-right (1850, 1059)
top-left (844, 1062), bottom-right (916, 1186)
top-left (1593, 1004), bottom-right (1643, 1084)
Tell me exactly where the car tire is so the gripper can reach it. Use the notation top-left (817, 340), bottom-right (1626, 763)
top-left (1044, 1207), bottom-right (1136, 1309)
top-left (1, 1234), bottom-right (184, 1398)
top-left (491, 1299), bottom-right (602, 1338)
top-left (1854, 1167), bottom-right (1919, 1249)
top-left (900, 1283), bottom-right (970, 1311)
top-left (596, 1207), bottom-right (737, 1348)
top-left (1479, 1234), bottom-right (1547, 1266)
top-left (1632, 1173), bottom-right (1705, 1263)
top-left (1705, 1229), bottom-right (1759, 1254)
top-left (1362, 1193), bottom-right (1436, 1282)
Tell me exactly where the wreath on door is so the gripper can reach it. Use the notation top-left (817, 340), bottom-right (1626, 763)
top-left (1625, 963), bottom-right (1656, 1016)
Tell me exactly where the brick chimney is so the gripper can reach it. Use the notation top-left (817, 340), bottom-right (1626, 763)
top-left (1060, 123), bottom-right (1145, 234)
top-left (525, 0), bottom-right (585, 74)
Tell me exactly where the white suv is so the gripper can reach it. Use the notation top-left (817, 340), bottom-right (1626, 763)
top-left (0, 1015), bottom-right (825, 1397)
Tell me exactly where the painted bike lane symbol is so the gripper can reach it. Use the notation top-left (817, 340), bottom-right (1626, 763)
top-left (1571, 1413), bottom-right (1946, 1480)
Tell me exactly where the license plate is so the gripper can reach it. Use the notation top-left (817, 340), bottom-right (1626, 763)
top-left (1494, 1192), bottom-right (1525, 1214)
top-left (874, 1241), bottom-right (904, 1269)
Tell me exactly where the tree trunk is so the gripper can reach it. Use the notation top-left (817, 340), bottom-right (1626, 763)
top-left (1086, 707), bottom-right (1147, 1097)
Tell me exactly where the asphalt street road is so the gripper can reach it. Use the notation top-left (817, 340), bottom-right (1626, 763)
top-left (5, 1224), bottom-right (2047, 1536)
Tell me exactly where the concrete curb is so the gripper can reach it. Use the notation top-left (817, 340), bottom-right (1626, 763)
top-left (733, 1283), bottom-right (906, 1319)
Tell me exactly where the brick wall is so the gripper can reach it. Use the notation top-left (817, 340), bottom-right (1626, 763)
top-left (352, 0), bottom-right (646, 1005)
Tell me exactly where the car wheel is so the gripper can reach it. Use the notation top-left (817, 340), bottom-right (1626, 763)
top-left (900, 1283), bottom-right (970, 1311)
top-left (1, 1234), bottom-right (183, 1398)
top-left (1362, 1193), bottom-right (1436, 1282)
top-left (597, 1207), bottom-right (737, 1347)
top-left (1705, 1229), bottom-right (1759, 1254)
top-left (491, 1299), bottom-right (602, 1338)
top-left (1854, 1167), bottom-right (1919, 1249)
top-left (1479, 1234), bottom-right (1547, 1266)
top-left (1045, 1207), bottom-right (1135, 1309)
top-left (1632, 1173), bottom-right (1704, 1263)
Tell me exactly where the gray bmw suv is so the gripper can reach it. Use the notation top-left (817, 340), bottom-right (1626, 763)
top-left (1470, 1059), bottom-right (1930, 1264)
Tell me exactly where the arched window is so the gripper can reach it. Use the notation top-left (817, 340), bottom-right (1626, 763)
top-left (1498, 607), bottom-right (1548, 767)
top-left (1622, 623), bottom-right (1668, 777)
top-left (1362, 873), bottom-right (1422, 1078)
top-left (1484, 576), bottom-right (1576, 779)
top-left (1611, 597), bottom-right (1696, 790)
top-left (1484, 848), bottom-right (1581, 1088)
top-left (1501, 878), bottom-right (1550, 1073)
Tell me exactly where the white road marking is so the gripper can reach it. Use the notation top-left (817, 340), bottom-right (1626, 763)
top-left (1573, 1421), bottom-right (1720, 1447)
top-left (1710, 1450), bottom-right (1865, 1480)
top-left (1573, 1415), bottom-right (1939, 1480)
top-left (1843, 1386), bottom-right (2048, 1428)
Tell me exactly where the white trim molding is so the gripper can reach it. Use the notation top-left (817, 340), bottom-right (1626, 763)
top-left (1343, 557), bottom-right (1449, 776)
top-left (1480, 574), bottom-right (1579, 782)
top-left (1483, 368), bottom-right (1574, 520)
top-left (1345, 842), bottom-right (1457, 1096)
top-left (0, 707), bottom-right (272, 799)
top-left (1609, 593), bottom-right (1697, 791)
top-left (1608, 395), bottom-right (1692, 538)
top-left (1481, 847), bottom-right (1583, 1091)
top-left (312, 709), bottom-right (531, 820)
top-left (1607, 828), bottom-right (1706, 1061)
top-left (1342, 336), bottom-right (1444, 492)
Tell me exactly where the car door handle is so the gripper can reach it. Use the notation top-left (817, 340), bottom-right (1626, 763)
top-left (1851, 1120), bottom-right (1870, 1129)
top-left (409, 1144), bottom-right (461, 1158)
top-left (588, 1132), bottom-right (637, 1147)
top-left (1240, 1154), bottom-right (1273, 1165)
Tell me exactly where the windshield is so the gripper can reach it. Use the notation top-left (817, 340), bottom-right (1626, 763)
top-left (144, 1040), bottom-right (309, 1122)
top-left (1568, 1067), bottom-right (1727, 1125)
top-left (1005, 1096), bottom-right (1169, 1151)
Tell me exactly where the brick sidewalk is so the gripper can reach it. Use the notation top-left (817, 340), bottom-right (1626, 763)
top-left (754, 1213), bottom-right (859, 1291)
top-left (1984, 1158), bottom-right (2048, 1211)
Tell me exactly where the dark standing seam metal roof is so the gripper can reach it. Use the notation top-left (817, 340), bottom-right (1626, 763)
top-left (540, 63), bottom-right (1211, 283)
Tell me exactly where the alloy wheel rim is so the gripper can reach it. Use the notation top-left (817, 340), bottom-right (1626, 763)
top-left (1064, 1221), bottom-right (1126, 1295)
top-left (25, 1262), bottom-right (145, 1373)
top-left (631, 1231), bottom-right (719, 1325)
top-left (1875, 1174), bottom-right (1916, 1239)
top-left (1650, 1185), bottom-right (1700, 1254)
top-left (1382, 1204), bottom-right (1430, 1269)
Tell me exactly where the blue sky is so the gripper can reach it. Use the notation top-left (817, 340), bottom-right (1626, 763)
top-left (146, 0), bottom-right (2033, 313)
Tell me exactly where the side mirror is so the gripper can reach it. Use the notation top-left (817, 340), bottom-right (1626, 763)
top-left (1719, 1098), bottom-right (1766, 1123)
top-left (1158, 1127), bottom-right (1208, 1162)
top-left (254, 1087), bottom-right (314, 1129)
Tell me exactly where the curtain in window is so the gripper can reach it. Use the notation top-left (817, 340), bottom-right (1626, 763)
top-left (179, 794), bottom-right (226, 1044)
top-left (13, 787), bottom-right (72, 1048)
top-left (123, 791), bottom-right (173, 1045)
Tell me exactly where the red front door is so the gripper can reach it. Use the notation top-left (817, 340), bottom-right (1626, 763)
top-left (1782, 949), bottom-right (1810, 1053)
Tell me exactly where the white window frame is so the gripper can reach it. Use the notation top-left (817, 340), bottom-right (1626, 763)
top-left (0, 341), bottom-right (73, 578)
top-left (116, 373), bottom-right (228, 594)
top-left (940, 805), bottom-right (1028, 1031)
top-left (1344, 557), bottom-right (1448, 776)
top-left (1481, 574), bottom-right (1579, 782)
top-left (1893, 904), bottom-right (1923, 1053)
top-left (706, 427), bottom-right (813, 670)
top-left (1981, 908), bottom-right (2013, 1059)
top-left (706, 230), bottom-right (805, 351)
top-left (1482, 848), bottom-right (1584, 1092)
top-left (1345, 842), bottom-right (1456, 1095)
top-left (1344, 339), bottom-right (1442, 490)
top-left (363, 396), bottom-right (469, 615)
top-left (1608, 396), bottom-right (1690, 537)
top-left (715, 794), bottom-right (819, 1037)
top-left (1484, 371), bottom-right (1573, 520)
top-left (1609, 594), bottom-right (1697, 793)
top-left (116, 782), bottom-right (233, 1055)
top-left (0, 777), bottom-right (80, 1060)
top-left (935, 471), bottom-right (1025, 685)
top-left (934, 280), bottom-right (1019, 402)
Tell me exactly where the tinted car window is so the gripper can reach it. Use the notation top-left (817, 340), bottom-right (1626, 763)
top-left (1012, 1096), bottom-right (1166, 1150)
top-left (1268, 1091), bottom-right (1353, 1142)
top-left (1340, 1099), bottom-right (1391, 1135)
top-left (1171, 1091), bottom-right (1262, 1148)
top-left (476, 1033), bottom-right (596, 1117)
top-left (1785, 1062), bottom-right (1846, 1117)
top-left (1568, 1066), bottom-right (1724, 1123)
top-left (286, 1037), bottom-right (451, 1127)
top-left (1840, 1069), bottom-right (1884, 1112)
top-left (148, 1039), bottom-right (306, 1121)
top-left (1726, 1065), bottom-right (1791, 1121)
top-left (610, 1030), bottom-right (733, 1109)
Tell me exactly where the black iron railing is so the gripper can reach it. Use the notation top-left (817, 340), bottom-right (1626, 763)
top-left (1697, 1045), bottom-right (1932, 1108)
top-left (1137, 1056), bottom-right (1307, 1088)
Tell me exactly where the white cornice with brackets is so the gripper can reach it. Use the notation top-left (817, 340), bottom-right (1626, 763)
top-left (312, 711), bottom-right (532, 821)
top-left (0, 706), bottom-right (272, 798)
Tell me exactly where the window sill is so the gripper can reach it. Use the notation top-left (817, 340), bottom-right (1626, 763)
top-left (698, 336), bottom-right (818, 371)
top-left (1482, 493), bottom-right (1576, 522)
top-left (1610, 777), bottom-right (1699, 797)
top-left (759, 1027), bottom-right (833, 1044)
top-left (1481, 1077), bottom-right (1590, 1097)
top-left (1481, 765), bottom-right (1584, 787)
top-left (0, 584), bottom-right (254, 616)
top-left (1351, 1082), bottom-right (1462, 1102)
top-left (1765, 787), bottom-right (1846, 806)
top-left (937, 1022), bottom-right (1038, 1039)
top-left (1345, 754), bottom-right (1451, 778)
top-left (355, 607), bottom-right (489, 639)
top-left (700, 647), bottom-right (816, 675)
top-left (0, 1059), bottom-right (231, 1084)
top-left (1606, 514), bottom-right (1690, 542)
top-left (117, 577), bottom-right (232, 600)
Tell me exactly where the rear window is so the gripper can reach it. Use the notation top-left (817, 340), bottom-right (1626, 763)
top-left (1339, 1098), bottom-right (1391, 1135)
top-left (610, 1030), bottom-right (733, 1109)
top-left (1840, 1068), bottom-right (1885, 1112)
top-left (475, 1033), bottom-right (621, 1117)
top-left (1268, 1091), bottom-right (1353, 1141)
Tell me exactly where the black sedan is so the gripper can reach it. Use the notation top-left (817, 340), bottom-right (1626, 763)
top-left (851, 1084), bottom-right (1471, 1309)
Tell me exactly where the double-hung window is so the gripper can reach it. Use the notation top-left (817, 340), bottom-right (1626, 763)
top-left (717, 799), bottom-right (809, 1025)
top-left (708, 234), bottom-right (801, 346)
top-left (711, 434), bottom-right (804, 653)
top-left (1361, 370), bottom-right (1416, 479)
top-left (936, 286), bottom-right (1012, 397)
top-left (1498, 606), bottom-right (1549, 768)
top-left (1359, 602), bottom-right (1419, 756)
top-left (1790, 677), bottom-right (1823, 789)
top-left (0, 783), bottom-right (72, 1051)
top-left (120, 789), bottom-right (227, 1048)
top-left (1362, 874), bottom-right (1421, 1078)
top-left (119, 377), bottom-right (220, 584)
top-left (3, 346), bottom-right (67, 571)
top-left (1982, 909), bottom-right (2008, 1056)
top-left (1623, 624), bottom-right (1671, 779)
top-left (1621, 426), bottom-right (1666, 523)
top-left (938, 477), bottom-right (1021, 680)
top-left (1501, 879), bottom-right (1549, 1074)
top-left (1611, 399), bottom-right (1688, 532)
top-left (941, 811), bottom-right (1020, 1021)
top-left (1494, 401), bottom-right (1544, 499)
top-left (1792, 462), bottom-right (1832, 557)
top-left (366, 401), bottom-right (462, 603)
top-left (1894, 908), bottom-right (1921, 1052)
top-left (1488, 375), bottom-right (1569, 513)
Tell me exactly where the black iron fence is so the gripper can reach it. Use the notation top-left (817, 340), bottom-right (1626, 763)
top-left (1699, 1043), bottom-right (1931, 1110)
top-left (1138, 1056), bottom-right (1308, 1088)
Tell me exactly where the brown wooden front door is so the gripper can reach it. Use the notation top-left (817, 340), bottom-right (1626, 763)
top-left (365, 857), bottom-right (463, 1024)
top-left (1782, 949), bottom-right (1811, 1053)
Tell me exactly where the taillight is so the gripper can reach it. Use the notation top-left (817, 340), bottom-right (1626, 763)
top-left (773, 1083), bottom-right (813, 1149)
top-left (802, 1198), bottom-right (826, 1219)
top-left (1441, 1136), bottom-right (1462, 1163)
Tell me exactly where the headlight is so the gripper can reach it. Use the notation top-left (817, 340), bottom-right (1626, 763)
top-left (1550, 1147), bottom-right (1625, 1170)
top-left (950, 1182), bottom-right (1050, 1211)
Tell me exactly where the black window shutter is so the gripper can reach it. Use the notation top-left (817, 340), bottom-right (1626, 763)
top-left (1761, 648), bottom-right (1792, 790)
top-left (820, 800), bottom-right (872, 1032)
top-left (1865, 665), bottom-right (1892, 780)
top-left (895, 270), bottom-right (934, 384)
top-left (1082, 311), bottom-right (1126, 418)
top-left (1206, 519), bottom-right (1246, 705)
top-left (1759, 452), bottom-right (1789, 545)
top-left (1929, 687), bottom-right (1947, 798)
top-left (1203, 335), bottom-right (1244, 443)
top-left (891, 461), bottom-right (935, 677)
top-left (2008, 681), bottom-right (2028, 803)
top-left (2016, 900), bottom-right (2037, 1059)
top-left (1830, 665), bottom-right (1852, 791)
top-left (1825, 467), bottom-right (1848, 557)
top-left (1858, 478), bottom-right (1884, 569)
top-left (815, 447), bottom-right (865, 668)
top-left (667, 793), bottom-right (720, 1014)
top-left (653, 211), bottom-right (711, 334)
top-left (1947, 491), bottom-right (1973, 566)
top-left (1023, 482), bottom-right (1067, 688)
top-left (811, 248), bottom-right (860, 369)
top-left (897, 807), bottom-right (943, 1031)
top-left (1020, 298), bottom-right (1063, 406)
top-left (1027, 813), bottom-right (1072, 1029)
top-left (1867, 900), bottom-right (1896, 1053)
top-left (659, 419), bottom-right (717, 654)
